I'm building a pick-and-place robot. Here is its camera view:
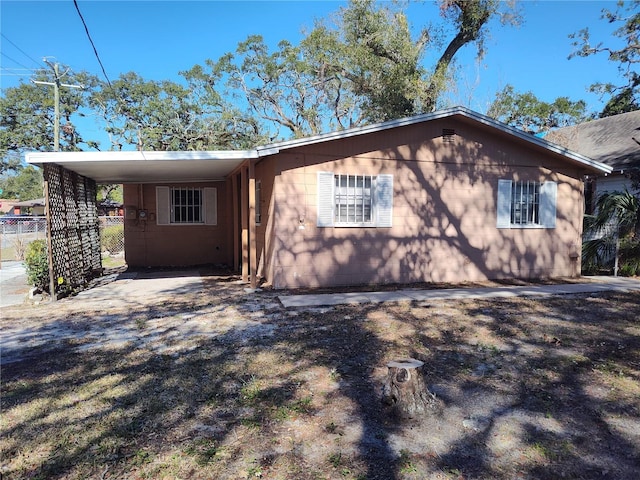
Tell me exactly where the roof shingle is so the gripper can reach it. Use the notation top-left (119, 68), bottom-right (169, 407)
top-left (545, 110), bottom-right (640, 171)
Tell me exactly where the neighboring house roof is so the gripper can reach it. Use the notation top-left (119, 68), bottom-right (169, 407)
top-left (545, 110), bottom-right (640, 173)
top-left (27, 106), bottom-right (612, 183)
top-left (99, 199), bottom-right (123, 207)
top-left (13, 198), bottom-right (46, 207)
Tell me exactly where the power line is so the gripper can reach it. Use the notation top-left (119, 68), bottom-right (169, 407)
top-left (0, 68), bottom-right (44, 78)
top-left (0, 33), bottom-right (45, 68)
top-left (72, 0), bottom-right (112, 88)
top-left (1, 52), bottom-right (33, 71)
top-left (0, 73), bottom-right (44, 77)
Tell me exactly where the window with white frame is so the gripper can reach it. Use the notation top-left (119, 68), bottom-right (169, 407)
top-left (496, 179), bottom-right (557, 229)
top-left (156, 186), bottom-right (217, 225)
top-left (317, 172), bottom-right (393, 227)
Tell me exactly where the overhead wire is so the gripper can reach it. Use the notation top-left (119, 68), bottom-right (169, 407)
top-left (1, 52), bottom-right (33, 71)
top-left (0, 70), bottom-right (45, 77)
top-left (72, 0), bottom-right (112, 88)
top-left (28, 1), bottom-right (197, 150)
top-left (0, 33), bottom-right (46, 68)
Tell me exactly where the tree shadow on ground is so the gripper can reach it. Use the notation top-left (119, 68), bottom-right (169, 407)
top-left (1, 279), bottom-right (639, 479)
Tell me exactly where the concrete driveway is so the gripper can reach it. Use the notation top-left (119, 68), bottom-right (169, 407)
top-left (0, 261), bottom-right (30, 307)
top-left (0, 269), bottom-right (278, 365)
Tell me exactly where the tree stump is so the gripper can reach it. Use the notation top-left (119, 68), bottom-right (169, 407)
top-left (381, 358), bottom-right (437, 418)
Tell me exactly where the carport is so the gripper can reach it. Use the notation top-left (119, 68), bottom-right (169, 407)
top-left (26, 150), bottom-right (262, 297)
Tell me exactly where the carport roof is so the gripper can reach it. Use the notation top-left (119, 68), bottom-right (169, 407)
top-left (25, 150), bottom-right (258, 184)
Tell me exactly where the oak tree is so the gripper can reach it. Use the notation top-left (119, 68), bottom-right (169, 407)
top-left (487, 84), bottom-right (588, 134)
top-left (570, 0), bottom-right (640, 116)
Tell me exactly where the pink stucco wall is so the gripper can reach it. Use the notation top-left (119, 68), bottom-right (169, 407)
top-left (259, 117), bottom-right (586, 288)
top-left (123, 182), bottom-right (232, 267)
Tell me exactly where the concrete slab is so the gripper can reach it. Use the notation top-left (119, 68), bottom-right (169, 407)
top-left (74, 270), bottom-right (204, 308)
top-left (0, 261), bottom-right (29, 307)
top-left (278, 276), bottom-right (640, 308)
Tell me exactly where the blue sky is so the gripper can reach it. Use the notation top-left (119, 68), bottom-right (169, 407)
top-left (0, 0), bottom-right (628, 147)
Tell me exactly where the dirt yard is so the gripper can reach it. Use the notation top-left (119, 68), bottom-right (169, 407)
top-left (1, 270), bottom-right (639, 479)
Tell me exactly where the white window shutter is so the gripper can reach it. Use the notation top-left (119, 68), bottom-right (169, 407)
top-left (317, 172), bottom-right (334, 227)
top-left (496, 179), bottom-right (512, 229)
top-left (376, 174), bottom-right (393, 227)
top-left (539, 181), bottom-right (557, 228)
top-left (204, 187), bottom-right (217, 225)
top-left (156, 186), bottom-right (170, 225)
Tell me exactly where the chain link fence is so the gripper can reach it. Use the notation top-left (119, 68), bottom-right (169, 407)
top-left (99, 216), bottom-right (125, 257)
top-left (0, 218), bottom-right (47, 262)
top-left (1, 216), bottom-right (124, 262)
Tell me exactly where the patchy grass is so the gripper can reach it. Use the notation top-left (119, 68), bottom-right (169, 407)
top-left (101, 256), bottom-right (126, 269)
top-left (1, 244), bottom-right (17, 261)
top-left (1, 274), bottom-right (639, 479)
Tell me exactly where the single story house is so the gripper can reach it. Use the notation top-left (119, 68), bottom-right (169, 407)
top-left (97, 199), bottom-right (124, 217)
top-left (545, 110), bottom-right (640, 213)
top-left (27, 106), bottom-right (611, 289)
top-left (0, 199), bottom-right (19, 214)
top-left (12, 198), bottom-right (46, 216)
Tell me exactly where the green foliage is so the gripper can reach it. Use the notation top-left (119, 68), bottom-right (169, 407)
top-left (582, 190), bottom-right (640, 275)
top-left (187, 0), bottom-right (519, 139)
top-left (90, 71), bottom-right (262, 150)
top-left (619, 237), bottom-right (640, 276)
top-left (0, 66), bottom-right (99, 158)
top-left (430, 0), bottom-right (521, 108)
top-left (601, 86), bottom-right (640, 118)
top-left (98, 184), bottom-right (123, 203)
top-left (24, 239), bottom-right (49, 291)
top-left (100, 224), bottom-right (124, 253)
top-left (487, 85), bottom-right (588, 134)
top-left (1, 2), bottom-right (522, 153)
top-left (591, 190), bottom-right (640, 235)
top-left (0, 165), bottom-right (44, 201)
top-left (569, 0), bottom-right (639, 117)
top-left (306, 0), bottom-right (432, 123)
top-left (0, 152), bottom-right (22, 176)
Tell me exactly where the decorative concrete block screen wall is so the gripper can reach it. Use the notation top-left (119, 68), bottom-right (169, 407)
top-left (44, 164), bottom-right (102, 295)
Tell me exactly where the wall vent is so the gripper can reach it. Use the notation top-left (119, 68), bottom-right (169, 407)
top-left (442, 128), bottom-right (456, 143)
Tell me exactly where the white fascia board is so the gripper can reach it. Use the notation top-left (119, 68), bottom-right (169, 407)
top-left (255, 110), bottom-right (456, 155)
top-left (26, 150), bottom-right (259, 165)
top-left (457, 108), bottom-right (613, 175)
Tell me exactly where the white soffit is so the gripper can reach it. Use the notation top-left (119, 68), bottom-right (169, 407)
top-left (25, 150), bottom-right (257, 184)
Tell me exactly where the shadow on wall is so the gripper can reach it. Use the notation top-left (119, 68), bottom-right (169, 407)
top-left (263, 119), bottom-right (584, 288)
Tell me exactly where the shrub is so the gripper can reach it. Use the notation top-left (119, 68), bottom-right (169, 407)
top-left (619, 238), bottom-right (640, 276)
top-left (101, 225), bottom-right (124, 253)
top-left (24, 239), bottom-right (49, 291)
top-left (12, 236), bottom-right (28, 261)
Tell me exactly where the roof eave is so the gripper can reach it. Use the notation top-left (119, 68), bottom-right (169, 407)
top-left (26, 150), bottom-right (259, 164)
top-left (256, 106), bottom-right (613, 175)
top-left (25, 150), bottom-right (258, 184)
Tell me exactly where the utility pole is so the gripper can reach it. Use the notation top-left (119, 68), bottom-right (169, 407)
top-left (32, 59), bottom-right (83, 151)
top-left (33, 60), bottom-right (84, 302)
